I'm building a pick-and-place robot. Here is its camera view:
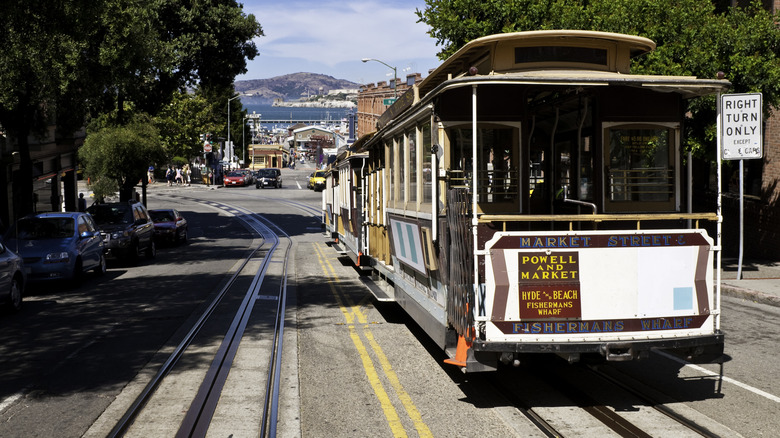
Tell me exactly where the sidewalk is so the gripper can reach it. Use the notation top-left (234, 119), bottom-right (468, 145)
top-left (720, 258), bottom-right (780, 307)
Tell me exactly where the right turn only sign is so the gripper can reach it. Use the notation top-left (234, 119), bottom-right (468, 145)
top-left (721, 93), bottom-right (763, 160)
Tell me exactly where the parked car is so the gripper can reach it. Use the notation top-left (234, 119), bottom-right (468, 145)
top-left (238, 168), bottom-right (255, 185)
top-left (224, 171), bottom-right (247, 187)
top-left (149, 208), bottom-right (188, 245)
top-left (3, 212), bottom-right (105, 284)
top-left (255, 168), bottom-right (282, 189)
top-left (308, 170), bottom-right (327, 191)
top-left (87, 201), bottom-right (155, 263)
top-left (0, 241), bottom-right (25, 313)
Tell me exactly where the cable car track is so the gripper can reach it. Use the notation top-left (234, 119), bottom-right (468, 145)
top-left (482, 359), bottom-right (730, 438)
top-left (107, 199), bottom-right (291, 438)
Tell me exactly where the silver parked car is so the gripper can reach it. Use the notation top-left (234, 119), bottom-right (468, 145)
top-left (0, 241), bottom-right (25, 313)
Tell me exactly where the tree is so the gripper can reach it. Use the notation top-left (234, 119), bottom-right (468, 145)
top-left (0, 0), bottom-right (98, 216)
top-left (79, 115), bottom-right (167, 202)
top-left (0, 0), bottom-right (262, 218)
top-left (154, 90), bottom-right (222, 162)
top-left (416, 0), bottom-right (780, 159)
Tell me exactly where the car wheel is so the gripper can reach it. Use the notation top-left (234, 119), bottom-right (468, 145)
top-left (71, 257), bottom-right (84, 286)
top-left (128, 241), bottom-right (141, 265)
top-left (179, 228), bottom-right (188, 244)
top-left (146, 239), bottom-right (156, 259)
top-left (94, 253), bottom-right (107, 276)
top-left (6, 275), bottom-right (22, 313)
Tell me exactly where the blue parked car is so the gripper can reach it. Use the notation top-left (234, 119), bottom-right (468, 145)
top-left (3, 212), bottom-right (106, 283)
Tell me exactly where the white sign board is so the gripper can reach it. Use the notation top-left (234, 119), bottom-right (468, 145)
top-left (721, 93), bottom-right (762, 160)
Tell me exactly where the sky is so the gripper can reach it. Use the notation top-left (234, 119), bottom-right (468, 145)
top-left (236, 0), bottom-right (442, 85)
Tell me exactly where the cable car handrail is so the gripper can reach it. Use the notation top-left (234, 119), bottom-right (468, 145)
top-left (480, 212), bottom-right (717, 222)
top-left (479, 212), bottom-right (718, 230)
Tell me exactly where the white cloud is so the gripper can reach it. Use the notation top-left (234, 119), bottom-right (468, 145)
top-left (238, 0), bottom-right (441, 83)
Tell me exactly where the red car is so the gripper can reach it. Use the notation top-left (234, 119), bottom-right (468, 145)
top-left (223, 171), bottom-right (247, 187)
top-left (148, 209), bottom-right (188, 245)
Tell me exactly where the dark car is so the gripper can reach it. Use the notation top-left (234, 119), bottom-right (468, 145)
top-left (255, 168), bottom-right (282, 189)
top-left (87, 201), bottom-right (156, 263)
top-left (0, 241), bottom-right (25, 313)
top-left (149, 208), bottom-right (188, 245)
top-left (238, 168), bottom-right (255, 185)
top-left (3, 212), bottom-right (105, 284)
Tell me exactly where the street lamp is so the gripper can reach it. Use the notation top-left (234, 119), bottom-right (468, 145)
top-left (227, 93), bottom-right (241, 169)
top-left (361, 58), bottom-right (397, 100)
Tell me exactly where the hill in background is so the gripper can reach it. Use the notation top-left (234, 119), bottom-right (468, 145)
top-left (236, 73), bottom-right (360, 105)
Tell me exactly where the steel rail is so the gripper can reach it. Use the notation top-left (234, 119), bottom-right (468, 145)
top-left (107, 235), bottom-right (266, 437)
top-left (176, 213), bottom-right (279, 437)
top-left (483, 373), bottom-right (562, 437)
top-left (251, 214), bottom-right (293, 437)
top-left (108, 200), bottom-right (280, 438)
top-left (176, 202), bottom-right (289, 438)
top-left (585, 363), bottom-right (725, 438)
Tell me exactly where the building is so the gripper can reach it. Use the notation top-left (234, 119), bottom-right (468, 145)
top-left (0, 123), bottom-right (82, 227)
top-left (249, 144), bottom-right (287, 170)
top-left (356, 73), bottom-right (422, 139)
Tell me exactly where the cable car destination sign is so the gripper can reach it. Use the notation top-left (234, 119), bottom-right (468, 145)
top-left (721, 93), bottom-right (763, 160)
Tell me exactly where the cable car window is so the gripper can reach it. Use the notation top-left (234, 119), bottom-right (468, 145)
top-left (422, 121), bottom-right (432, 205)
top-left (387, 140), bottom-right (395, 203)
top-left (515, 46), bottom-right (607, 65)
top-left (450, 127), bottom-right (517, 203)
top-left (408, 129), bottom-right (417, 204)
top-left (605, 125), bottom-right (676, 211)
top-left (398, 136), bottom-right (405, 203)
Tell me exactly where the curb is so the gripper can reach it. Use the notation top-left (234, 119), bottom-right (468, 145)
top-left (721, 284), bottom-right (780, 307)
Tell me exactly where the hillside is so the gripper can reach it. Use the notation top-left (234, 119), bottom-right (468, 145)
top-left (235, 72), bottom-right (359, 105)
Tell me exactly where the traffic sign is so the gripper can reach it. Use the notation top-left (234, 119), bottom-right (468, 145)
top-left (383, 98), bottom-right (397, 105)
top-left (204, 142), bottom-right (212, 152)
top-left (721, 93), bottom-right (762, 160)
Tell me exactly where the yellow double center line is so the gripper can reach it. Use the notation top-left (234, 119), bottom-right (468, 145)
top-left (314, 243), bottom-right (432, 438)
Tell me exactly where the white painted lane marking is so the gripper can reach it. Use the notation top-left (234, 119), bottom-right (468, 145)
top-left (656, 350), bottom-right (780, 403)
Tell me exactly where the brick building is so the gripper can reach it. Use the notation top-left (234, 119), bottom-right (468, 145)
top-left (356, 73), bottom-right (422, 138)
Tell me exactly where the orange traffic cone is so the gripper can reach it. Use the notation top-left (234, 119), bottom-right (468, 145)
top-left (443, 334), bottom-right (470, 367)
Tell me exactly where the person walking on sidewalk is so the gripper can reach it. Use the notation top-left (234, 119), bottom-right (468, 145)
top-left (175, 167), bottom-right (183, 185)
top-left (183, 163), bottom-right (191, 186)
top-left (166, 165), bottom-right (174, 186)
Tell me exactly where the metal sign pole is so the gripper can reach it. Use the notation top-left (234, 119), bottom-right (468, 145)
top-left (716, 92), bottom-right (723, 330)
top-left (737, 160), bottom-right (744, 279)
top-left (721, 92), bottom-right (762, 282)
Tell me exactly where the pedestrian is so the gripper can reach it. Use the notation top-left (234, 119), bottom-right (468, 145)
top-left (183, 163), bottom-right (191, 186)
top-left (78, 193), bottom-right (87, 212)
top-left (175, 167), bottom-right (183, 185)
top-left (148, 165), bottom-right (155, 184)
top-left (166, 165), bottom-right (174, 186)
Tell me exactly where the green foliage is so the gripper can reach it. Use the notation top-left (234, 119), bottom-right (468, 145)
top-left (0, 0), bottom-right (262, 215)
top-left (88, 178), bottom-right (120, 204)
top-left (154, 90), bottom-right (222, 161)
top-left (80, 114), bottom-right (167, 199)
top-left (416, 0), bottom-right (780, 159)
